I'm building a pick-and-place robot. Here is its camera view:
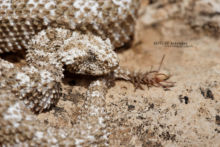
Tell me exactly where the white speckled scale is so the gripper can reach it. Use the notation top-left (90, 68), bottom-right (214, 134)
top-left (0, 0), bottom-right (139, 53)
top-left (0, 0), bottom-right (141, 146)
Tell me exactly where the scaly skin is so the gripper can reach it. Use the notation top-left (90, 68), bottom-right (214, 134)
top-left (0, 0), bottom-right (139, 52)
top-left (0, 0), bottom-right (140, 146)
top-left (0, 62), bottom-right (109, 145)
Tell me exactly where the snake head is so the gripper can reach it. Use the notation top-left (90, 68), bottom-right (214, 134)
top-left (60, 31), bottom-right (119, 76)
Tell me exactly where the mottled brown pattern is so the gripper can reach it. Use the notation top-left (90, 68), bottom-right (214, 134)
top-left (0, 0), bottom-right (141, 146)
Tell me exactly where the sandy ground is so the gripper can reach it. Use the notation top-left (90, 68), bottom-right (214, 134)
top-left (36, 2), bottom-right (220, 147)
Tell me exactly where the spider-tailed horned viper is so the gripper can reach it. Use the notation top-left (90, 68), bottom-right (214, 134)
top-left (0, 0), bottom-right (172, 146)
